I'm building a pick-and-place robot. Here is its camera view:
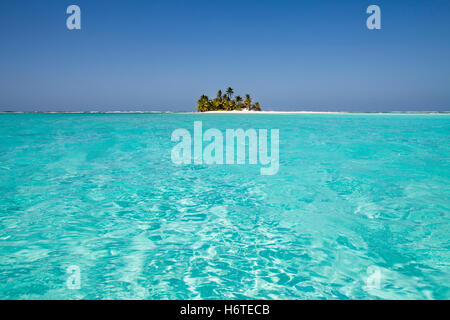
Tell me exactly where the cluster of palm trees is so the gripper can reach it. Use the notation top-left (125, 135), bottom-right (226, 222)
top-left (196, 87), bottom-right (262, 112)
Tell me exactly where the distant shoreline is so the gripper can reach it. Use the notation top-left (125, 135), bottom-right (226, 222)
top-left (1, 110), bottom-right (449, 115)
top-left (201, 110), bottom-right (450, 115)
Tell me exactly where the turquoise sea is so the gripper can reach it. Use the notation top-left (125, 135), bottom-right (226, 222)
top-left (0, 113), bottom-right (449, 300)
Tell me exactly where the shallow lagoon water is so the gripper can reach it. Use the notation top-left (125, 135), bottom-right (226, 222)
top-left (0, 113), bottom-right (449, 299)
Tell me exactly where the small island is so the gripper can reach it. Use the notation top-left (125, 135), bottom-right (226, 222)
top-left (196, 87), bottom-right (262, 112)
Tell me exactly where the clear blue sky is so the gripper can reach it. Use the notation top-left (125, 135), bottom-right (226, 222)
top-left (0, 0), bottom-right (449, 112)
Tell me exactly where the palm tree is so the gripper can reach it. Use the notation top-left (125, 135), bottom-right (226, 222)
top-left (214, 98), bottom-right (223, 110)
top-left (196, 89), bottom-right (262, 112)
top-left (252, 102), bottom-right (261, 111)
top-left (233, 95), bottom-right (243, 110)
top-left (244, 94), bottom-right (252, 109)
top-left (196, 95), bottom-right (210, 112)
top-left (226, 99), bottom-right (236, 111)
top-left (226, 87), bottom-right (234, 100)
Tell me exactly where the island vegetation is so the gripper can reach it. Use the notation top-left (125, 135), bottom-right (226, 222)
top-left (196, 87), bottom-right (262, 112)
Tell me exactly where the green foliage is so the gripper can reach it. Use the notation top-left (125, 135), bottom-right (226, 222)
top-left (196, 88), bottom-right (262, 112)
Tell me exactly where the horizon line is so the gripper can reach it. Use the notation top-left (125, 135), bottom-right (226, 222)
top-left (1, 110), bottom-right (450, 115)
